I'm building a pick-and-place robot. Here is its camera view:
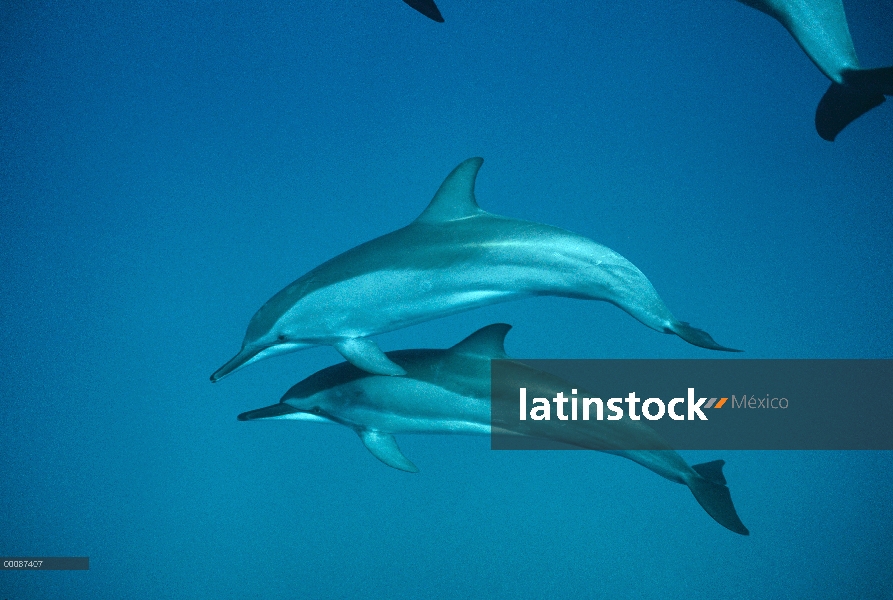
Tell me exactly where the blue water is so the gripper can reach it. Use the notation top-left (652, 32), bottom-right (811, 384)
top-left (2, 1), bottom-right (892, 598)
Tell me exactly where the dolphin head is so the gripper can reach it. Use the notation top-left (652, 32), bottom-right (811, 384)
top-left (210, 306), bottom-right (312, 382)
top-left (238, 356), bottom-right (417, 429)
top-left (233, 346), bottom-right (372, 424)
top-left (276, 362), bottom-right (374, 422)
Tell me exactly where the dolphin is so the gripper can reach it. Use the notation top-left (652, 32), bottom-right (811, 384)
top-left (211, 157), bottom-right (738, 383)
top-left (735, 0), bottom-right (892, 140)
top-left (238, 323), bottom-right (750, 535)
top-left (211, 157), bottom-right (739, 382)
top-left (402, 0), bottom-right (443, 22)
top-left (400, 0), bottom-right (891, 140)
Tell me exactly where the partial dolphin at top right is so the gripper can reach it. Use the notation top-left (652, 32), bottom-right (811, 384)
top-left (737, 0), bottom-right (892, 141)
top-left (401, 0), bottom-right (891, 141)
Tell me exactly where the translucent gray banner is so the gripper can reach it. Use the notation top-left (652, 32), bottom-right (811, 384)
top-left (490, 359), bottom-right (893, 450)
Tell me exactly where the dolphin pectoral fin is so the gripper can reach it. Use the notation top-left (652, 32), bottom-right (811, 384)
top-left (359, 430), bottom-right (419, 473)
top-left (402, 0), bottom-right (444, 22)
top-left (815, 67), bottom-right (893, 141)
top-left (687, 460), bottom-right (749, 536)
top-left (334, 338), bottom-right (407, 376)
top-left (669, 322), bottom-right (742, 353)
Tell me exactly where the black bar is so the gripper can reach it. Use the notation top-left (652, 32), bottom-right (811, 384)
top-left (0, 557), bottom-right (89, 570)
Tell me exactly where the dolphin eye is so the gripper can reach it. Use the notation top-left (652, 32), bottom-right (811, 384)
top-left (277, 334), bottom-right (287, 341)
top-left (312, 407), bottom-right (322, 414)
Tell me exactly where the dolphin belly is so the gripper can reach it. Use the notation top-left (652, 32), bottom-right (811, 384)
top-left (288, 375), bottom-right (493, 436)
top-left (354, 412), bottom-right (491, 436)
top-left (279, 267), bottom-right (529, 341)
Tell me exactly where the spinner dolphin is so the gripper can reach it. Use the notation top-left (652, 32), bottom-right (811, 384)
top-left (211, 158), bottom-right (737, 382)
top-left (400, 0), bottom-right (891, 140)
top-left (736, 0), bottom-right (892, 140)
top-left (402, 0), bottom-right (443, 22)
top-left (239, 323), bottom-right (750, 535)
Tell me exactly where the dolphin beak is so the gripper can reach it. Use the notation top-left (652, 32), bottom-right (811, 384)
top-left (238, 403), bottom-right (299, 421)
top-left (237, 403), bottom-right (332, 423)
top-left (210, 346), bottom-right (264, 383)
top-left (211, 341), bottom-right (311, 382)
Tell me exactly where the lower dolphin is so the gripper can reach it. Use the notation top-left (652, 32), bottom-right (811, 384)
top-left (212, 157), bottom-right (738, 382)
top-left (239, 324), bottom-right (750, 535)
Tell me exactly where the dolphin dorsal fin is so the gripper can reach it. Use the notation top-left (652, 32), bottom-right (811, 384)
top-left (450, 323), bottom-right (512, 358)
top-left (414, 157), bottom-right (485, 224)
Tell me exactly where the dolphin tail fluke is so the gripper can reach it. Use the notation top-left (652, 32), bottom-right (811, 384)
top-left (402, 0), bottom-right (444, 22)
top-left (686, 460), bottom-right (749, 535)
top-left (334, 338), bottom-right (407, 376)
top-left (669, 321), bottom-right (741, 353)
top-left (815, 67), bottom-right (893, 141)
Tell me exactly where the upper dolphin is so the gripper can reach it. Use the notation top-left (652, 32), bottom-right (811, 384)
top-left (211, 157), bottom-right (738, 382)
top-left (400, 0), bottom-right (891, 140)
top-left (238, 323), bottom-right (750, 535)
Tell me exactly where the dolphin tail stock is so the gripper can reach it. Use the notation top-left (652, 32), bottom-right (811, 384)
top-left (816, 67), bottom-right (893, 141)
top-left (685, 460), bottom-right (750, 535)
top-left (402, 0), bottom-right (444, 22)
top-left (668, 321), bottom-right (742, 353)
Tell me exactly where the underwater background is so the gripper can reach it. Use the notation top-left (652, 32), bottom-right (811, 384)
top-left (2, 0), bottom-right (892, 597)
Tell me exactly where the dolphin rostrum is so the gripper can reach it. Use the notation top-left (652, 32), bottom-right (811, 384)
top-left (400, 1), bottom-right (891, 140)
top-left (238, 323), bottom-right (750, 535)
top-left (211, 157), bottom-right (738, 382)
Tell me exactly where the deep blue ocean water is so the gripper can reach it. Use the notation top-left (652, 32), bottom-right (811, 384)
top-left (2, 1), bottom-right (892, 598)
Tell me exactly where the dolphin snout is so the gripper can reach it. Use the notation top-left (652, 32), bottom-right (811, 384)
top-left (211, 340), bottom-right (313, 382)
top-left (210, 346), bottom-right (264, 383)
top-left (237, 403), bottom-right (301, 421)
